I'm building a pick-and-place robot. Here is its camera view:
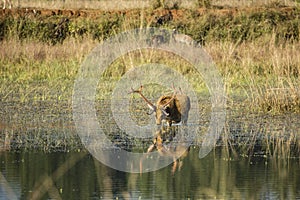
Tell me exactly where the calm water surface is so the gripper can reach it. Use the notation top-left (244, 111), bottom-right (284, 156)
top-left (1, 146), bottom-right (299, 199)
top-left (1, 100), bottom-right (300, 199)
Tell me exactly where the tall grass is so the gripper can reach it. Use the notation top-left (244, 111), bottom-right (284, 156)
top-left (0, 38), bottom-right (97, 102)
top-left (1, 39), bottom-right (299, 112)
top-left (0, 4), bottom-right (300, 152)
top-left (207, 37), bottom-right (300, 113)
top-left (1, 6), bottom-right (300, 112)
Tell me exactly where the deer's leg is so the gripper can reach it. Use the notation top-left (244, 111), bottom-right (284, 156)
top-left (171, 159), bottom-right (178, 174)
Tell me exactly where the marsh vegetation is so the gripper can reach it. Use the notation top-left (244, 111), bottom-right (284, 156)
top-left (0, 0), bottom-right (299, 154)
top-left (0, 1), bottom-right (299, 199)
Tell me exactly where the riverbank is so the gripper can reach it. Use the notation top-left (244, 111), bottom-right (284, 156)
top-left (0, 4), bottom-right (300, 152)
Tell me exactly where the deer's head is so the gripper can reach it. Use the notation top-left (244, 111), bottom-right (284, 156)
top-left (129, 85), bottom-right (190, 126)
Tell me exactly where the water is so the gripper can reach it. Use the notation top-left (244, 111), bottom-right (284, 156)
top-left (1, 100), bottom-right (300, 199)
top-left (1, 146), bottom-right (299, 199)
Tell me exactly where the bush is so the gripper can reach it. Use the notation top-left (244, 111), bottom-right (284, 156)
top-left (0, 6), bottom-right (299, 45)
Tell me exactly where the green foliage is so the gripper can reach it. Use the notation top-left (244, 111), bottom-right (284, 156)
top-left (0, 7), bottom-right (299, 45)
top-left (0, 16), bottom-right (70, 45)
top-left (88, 14), bottom-right (123, 41)
top-left (0, 17), bottom-right (13, 41)
top-left (0, 13), bottom-right (126, 44)
top-left (182, 9), bottom-right (300, 44)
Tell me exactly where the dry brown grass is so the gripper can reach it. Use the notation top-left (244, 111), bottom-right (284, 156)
top-left (1, 32), bottom-right (300, 112)
top-left (1, 3), bottom-right (300, 112)
top-left (0, 38), bottom-right (97, 63)
top-left (8, 0), bottom-right (298, 10)
top-left (13, 0), bottom-right (150, 10)
top-left (206, 35), bottom-right (300, 112)
top-left (212, 0), bottom-right (297, 7)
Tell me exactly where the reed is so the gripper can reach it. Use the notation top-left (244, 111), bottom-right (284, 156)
top-left (206, 35), bottom-right (300, 113)
top-left (0, 3), bottom-right (300, 153)
top-left (1, 21), bottom-right (300, 111)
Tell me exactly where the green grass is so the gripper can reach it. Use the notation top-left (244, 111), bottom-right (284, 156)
top-left (0, 5), bottom-right (300, 152)
top-left (1, 6), bottom-right (300, 112)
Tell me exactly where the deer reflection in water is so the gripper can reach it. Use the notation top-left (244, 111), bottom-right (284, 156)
top-left (129, 85), bottom-right (191, 173)
top-left (140, 126), bottom-right (190, 174)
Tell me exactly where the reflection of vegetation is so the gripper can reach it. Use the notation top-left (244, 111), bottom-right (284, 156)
top-left (1, 146), bottom-right (299, 199)
top-left (0, 4), bottom-right (299, 158)
top-left (222, 112), bottom-right (300, 159)
top-left (0, 2), bottom-right (299, 199)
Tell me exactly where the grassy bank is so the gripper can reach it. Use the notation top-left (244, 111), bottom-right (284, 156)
top-left (1, 6), bottom-right (300, 112)
top-left (0, 5), bottom-right (300, 152)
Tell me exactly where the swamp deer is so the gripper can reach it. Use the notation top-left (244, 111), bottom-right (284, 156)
top-left (172, 29), bottom-right (200, 47)
top-left (150, 34), bottom-right (166, 46)
top-left (140, 126), bottom-right (190, 174)
top-left (2, 0), bottom-right (12, 9)
top-left (129, 85), bottom-right (190, 126)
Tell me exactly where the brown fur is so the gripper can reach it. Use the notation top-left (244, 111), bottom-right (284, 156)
top-left (130, 86), bottom-right (190, 126)
top-left (155, 94), bottom-right (190, 126)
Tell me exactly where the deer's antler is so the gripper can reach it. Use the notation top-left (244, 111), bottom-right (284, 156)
top-left (161, 84), bottom-right (178, 108)
top-left (129, 85), bottom-right (157, 112)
